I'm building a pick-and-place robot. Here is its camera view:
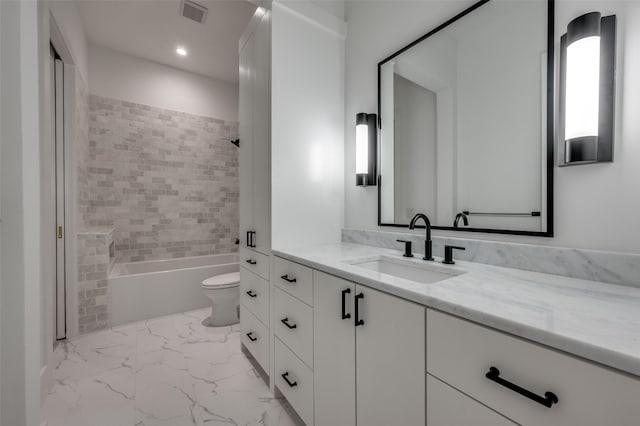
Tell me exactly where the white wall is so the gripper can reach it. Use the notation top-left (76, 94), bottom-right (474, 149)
top-left (345, 0), bottom-right (640, 254)
top-left (311, 0), bottom-right (345, 20)
top-left (1, 0), bottom-right (44, 424)
top-left (271, 0), bottom-right (346, 250)
top-left (89, 45), bottom-right (239, 121)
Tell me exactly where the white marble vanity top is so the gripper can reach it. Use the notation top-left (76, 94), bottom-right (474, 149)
top-left (273, 243), bottom-right (640, 378)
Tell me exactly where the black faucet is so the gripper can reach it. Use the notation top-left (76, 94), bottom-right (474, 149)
top-left (453, 213), bottom-right (469, 228)
top-left (409, 213), bottom-right (434, 261)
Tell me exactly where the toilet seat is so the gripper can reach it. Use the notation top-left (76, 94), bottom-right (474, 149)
top-left (201, 272), bottom-right (240, 289)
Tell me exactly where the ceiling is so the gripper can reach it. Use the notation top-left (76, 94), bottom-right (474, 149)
top-left (78, 0), bottom-right (257, 83)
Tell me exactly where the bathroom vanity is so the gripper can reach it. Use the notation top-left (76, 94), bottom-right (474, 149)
top-left (264, 243), bottom-right (640, 426)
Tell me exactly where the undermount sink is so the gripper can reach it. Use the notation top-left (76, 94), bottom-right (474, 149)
top-left (346, 256), bottom-right (464, 285)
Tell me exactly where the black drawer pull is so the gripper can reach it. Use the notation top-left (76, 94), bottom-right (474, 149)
top-left (354, 292), bottom-right (364, 326)
top-left (485, 367), bottom-right (558, 408)
top-left (281, 317), bottom-right (297, 329)
top-left (246, 332), bottom-right (257, 342)
top-left (341, 288), bottom-right (351, 320)
top-left (281, 372), bottom-right (298, 388)
top-left (246, 290), bottom-right (257, 298)
top-left (280, 274), bottom-right (297, 283)
top-left (246, 259), bottom-right (257, 265)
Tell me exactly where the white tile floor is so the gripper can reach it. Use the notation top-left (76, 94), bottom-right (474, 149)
top-left (44, 308), bottom-right (300, 426)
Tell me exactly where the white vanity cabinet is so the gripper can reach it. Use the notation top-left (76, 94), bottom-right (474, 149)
top-left (314, 271), bottom-right (426, 426)
top-left (239, 9), bottom-right (271, 373)
top-left (272, 257), bottom-right (315, 425)
top-left (426, 308), bottom-right (640, 426)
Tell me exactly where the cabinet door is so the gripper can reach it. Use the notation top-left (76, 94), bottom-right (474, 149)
top-left (427, 374), bottom-right (518, 426)
top-left (313, 272), bottom-right (356, 426)
top-left (251, 12), bottom-right (271, 255)
top-left (355, 285), bottom-right (425, 426)
top-left (238, 31), bottom-right (254, 249)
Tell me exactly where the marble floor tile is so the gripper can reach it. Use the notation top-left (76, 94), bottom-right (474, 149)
top-left (43, 308), bottom-right (301, 426)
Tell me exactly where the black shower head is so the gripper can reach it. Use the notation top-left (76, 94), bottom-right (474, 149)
top-left (229, 139), bottom-right (239, 147)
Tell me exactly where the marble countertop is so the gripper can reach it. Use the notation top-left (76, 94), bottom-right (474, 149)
top-left (273, 243), bottom-right (640, 378)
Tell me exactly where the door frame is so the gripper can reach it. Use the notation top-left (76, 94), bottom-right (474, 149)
top-left (51, 46), bottom-right (66, 341)
top-left (49, 11), bottom-right (80, 341)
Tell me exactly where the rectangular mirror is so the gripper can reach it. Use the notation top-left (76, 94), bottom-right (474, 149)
top-left (378, 0), bottom-right (554, 236)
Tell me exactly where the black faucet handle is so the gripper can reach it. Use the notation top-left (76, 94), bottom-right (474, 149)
top-left (443, 245), bottom-right (465, 265)
top-left (396, 239), bottom-right (414, 258)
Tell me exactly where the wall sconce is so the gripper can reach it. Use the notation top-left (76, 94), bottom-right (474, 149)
top-left (356, 112), bottom-right (377, 186)
top-left (559, 12), bottom-right (616, 166)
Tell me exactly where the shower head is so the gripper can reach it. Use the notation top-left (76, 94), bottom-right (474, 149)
top-left (229, 139), bottom-right (240, 147)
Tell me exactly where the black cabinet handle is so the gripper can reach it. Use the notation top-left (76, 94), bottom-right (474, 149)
top-left (280, 274), bottom-right (297, 283)
top-left (246, 332), bottom-right (257, 342)
top-left (280, 317), bottom-right (297, 329)
top-left (281, 372), bottom-right (298, 388)
top-left (485, 367), bottom-right (558, 408)
top-left (245, 259), bottom-right (257, 265)
top-left (246, 231), bottom-right (256, 248)
top-left (246, 290), bottom-right (257, 298)
top-left (341, 288), bottom-right (351, 320)
top-left (354, 292), bottom-right (364, 326)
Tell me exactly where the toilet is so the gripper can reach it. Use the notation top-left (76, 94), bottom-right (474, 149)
top-left (201, 271), bottom-right (240, 326)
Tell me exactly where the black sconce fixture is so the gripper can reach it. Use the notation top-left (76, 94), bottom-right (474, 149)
top-left (559, 12), bottom-right (616, 166)
top-left (355, 112), bottom-right (377, 186)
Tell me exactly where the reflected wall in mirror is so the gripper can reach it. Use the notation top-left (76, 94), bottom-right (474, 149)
top-left (378, 0), bottom-right (554, 236)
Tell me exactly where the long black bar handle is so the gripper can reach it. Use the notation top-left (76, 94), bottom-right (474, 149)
top-left (245, 290), bottom-right (257, 298)
top-left (245, 259), bottom-right (257, 265)
top-left (341, 288), bottom-right (351, 320)
top-left (280, 317), bottom-right (297, 329)
top-left (281, 372), bottom-right (298, 388)
top-left (280, 274), bottom-right (297, 283)
top-left (249, 231), bottom-right (256, 248)
top-left (485, 367), bottom-right (558, 408)
top-left (354, 292), bottom-right (364, 326)
top-left (246, 231), bottom-right (251, 247)
top-left (246, 332), bottom-right (257, 342)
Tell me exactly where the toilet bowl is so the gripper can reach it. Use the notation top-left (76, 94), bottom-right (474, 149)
top-left (201, 271), bottom-right (240, 326)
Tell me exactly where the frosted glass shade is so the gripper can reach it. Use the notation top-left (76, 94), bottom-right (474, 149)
top-left (355, 123), bottom-right (368, 174)
top-left (565, 36), bottom-right (600, 140)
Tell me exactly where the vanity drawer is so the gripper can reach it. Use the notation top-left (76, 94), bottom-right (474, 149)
top-left (275, 337), bottom-right (314, 426)
top-left (240, 247), bottom-right (269, 280)
top-left (426, 309), bottom-right (640, 426)
top-left (240, 305), bottom-right (269, 373)
top-left (274, 287), bottom-right (313, 368)
top-left (240, 268), bottom-right (269, 325)
top-left (427, 374), bottom-right (517, 426)
top-left (274, 256), bottom-right (313, 305)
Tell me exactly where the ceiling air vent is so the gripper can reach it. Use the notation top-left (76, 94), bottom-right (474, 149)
top-left (180, 0), bottom-right (208, 24)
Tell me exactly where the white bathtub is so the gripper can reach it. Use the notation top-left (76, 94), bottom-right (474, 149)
top-left (109, 253), bottom-right (239, 327)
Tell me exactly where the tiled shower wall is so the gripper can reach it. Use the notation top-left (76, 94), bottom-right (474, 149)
top-left (77, 230), bottom-right (112, 334)
top-left (75, 74), bottom-right (112, 333)
top-left (83, 95), bottom-right (239, 263)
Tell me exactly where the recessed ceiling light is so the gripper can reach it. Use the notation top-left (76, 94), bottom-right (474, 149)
top-left (176, 47), bottom-right (188, 56)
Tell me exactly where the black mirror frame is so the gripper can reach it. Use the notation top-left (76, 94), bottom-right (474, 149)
top-left (377, 0), bottom-right (555, 237)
